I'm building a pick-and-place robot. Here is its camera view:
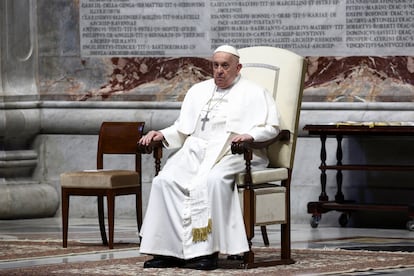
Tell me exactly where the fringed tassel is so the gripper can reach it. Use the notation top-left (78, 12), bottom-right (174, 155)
top-left (192, 218), bottom-right (212, 243)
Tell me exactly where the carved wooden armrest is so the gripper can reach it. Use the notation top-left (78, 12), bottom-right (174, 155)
top-left (231, 129), bottom-right (291, 187)
top-left (137, 140), bottom-right (163, 154)
top-left (137, 140), bottom-right (164, 175)
top-left (231, 129), bottom-right (290, 155)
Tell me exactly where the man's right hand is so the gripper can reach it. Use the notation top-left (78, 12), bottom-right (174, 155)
top-left (139, 130), bottom-right (164, 146)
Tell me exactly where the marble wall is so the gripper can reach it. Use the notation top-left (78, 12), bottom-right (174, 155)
top-left (304, 56), bottom-right (414, 102)
top-left (41, 55), bottom-right (414, 103)
top-left (1, 0), bottom-right (414, 228)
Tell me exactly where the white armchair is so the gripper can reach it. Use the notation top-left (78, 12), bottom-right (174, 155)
top-left (233, 46), bottom-right (306, 268)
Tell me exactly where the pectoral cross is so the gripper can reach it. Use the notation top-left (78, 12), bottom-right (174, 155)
top-left (201, 112), bottom-right (210, 131)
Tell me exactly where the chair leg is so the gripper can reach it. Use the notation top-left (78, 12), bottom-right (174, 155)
top-left (281, 223), bottom-right (291, 260)
top-left (243, 248), bottom-right (255, 268)
top-left (136, 191), bottom-right (142, 234)
top-left (98, 196), bottom-right (108, 246)
top-left (107, 192), bottom-right (115, 249)
top-left (281, 178), bottom-right (292, 261)
top-left (261, 225), bottom-right (270, 246)
top-left (61, 189), bottom-right (69, 248)
top-left (243, 188), bottom-right (256, 268)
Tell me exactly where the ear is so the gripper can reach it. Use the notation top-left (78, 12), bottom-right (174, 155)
top-left (237, 63), bottom-right (243, 72)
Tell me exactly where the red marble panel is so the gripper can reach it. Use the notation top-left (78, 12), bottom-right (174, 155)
top-left (304, 56), bottom-right (414, 102)
top-left (39, 56), bottom-right (414, 102)
top-left (80, 57), bottom-right (213, 101)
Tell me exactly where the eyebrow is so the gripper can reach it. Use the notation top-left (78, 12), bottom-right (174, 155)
top-left (213, 62), bottom-right (230, 66)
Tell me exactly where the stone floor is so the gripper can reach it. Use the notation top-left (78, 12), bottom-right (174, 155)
top-left (0, 217), bottom-right (413, 275)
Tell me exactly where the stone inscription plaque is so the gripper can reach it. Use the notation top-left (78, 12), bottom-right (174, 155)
top-left (80, 0), bottom-right (210, 56)
top-left (80, 0), bottom-right (414, 57)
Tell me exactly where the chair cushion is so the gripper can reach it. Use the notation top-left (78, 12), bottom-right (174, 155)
top-left (60, 170), bottom-right (139, 189)
top-left (235, 167), bottom-right (288, 185)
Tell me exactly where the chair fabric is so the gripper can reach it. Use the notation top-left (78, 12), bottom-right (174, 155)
top-left (235, 168), bottom-right (288, 185)
top-left (60, 121), bottom-right (145, 249)
top-left (61, 170), bottom-right (139, 189)
top-left (239, 186), bottom-right (286, 225)
top-left (238, 46), bottom-right (305, 170)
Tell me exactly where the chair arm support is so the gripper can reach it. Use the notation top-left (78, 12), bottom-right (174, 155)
top-left (136, 140), bottom-right (164, 175)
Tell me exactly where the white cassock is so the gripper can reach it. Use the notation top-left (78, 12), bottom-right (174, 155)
top-left (139, 76), bottom-right (280, 260)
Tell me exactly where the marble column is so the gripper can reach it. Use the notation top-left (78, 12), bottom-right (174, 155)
top-left (0, 0), bottom-right (58, 218)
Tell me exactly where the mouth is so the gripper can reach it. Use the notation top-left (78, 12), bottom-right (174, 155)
top-left (215, 79), bottom-right (225, 85)
top-left (215, 79), bottom-right (228, 88)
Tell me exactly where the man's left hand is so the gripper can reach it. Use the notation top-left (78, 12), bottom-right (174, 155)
top-left (231, 134), bottom-right (254, 143)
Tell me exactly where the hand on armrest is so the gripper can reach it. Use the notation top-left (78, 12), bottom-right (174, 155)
top-left (137, 139), bottom-right (163, 154)
top-left (231, 129), bottom-right (290, 154)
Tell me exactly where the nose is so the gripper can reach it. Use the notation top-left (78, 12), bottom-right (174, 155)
top-left (216, 65), bottom-right (224, 73)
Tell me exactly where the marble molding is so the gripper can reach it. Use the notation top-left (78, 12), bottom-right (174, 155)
top-left (39, 56), bottom-right (414, 103)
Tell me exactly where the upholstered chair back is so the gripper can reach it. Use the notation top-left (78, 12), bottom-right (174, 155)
top-left (239, 47), bottom-right (306, 169)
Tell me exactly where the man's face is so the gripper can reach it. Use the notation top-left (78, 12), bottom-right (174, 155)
top-left (212, 52), bottom-right (242, 89)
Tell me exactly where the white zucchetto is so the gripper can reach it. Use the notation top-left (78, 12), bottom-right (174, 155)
top-left (213, 45), bottom-right (240, 57)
